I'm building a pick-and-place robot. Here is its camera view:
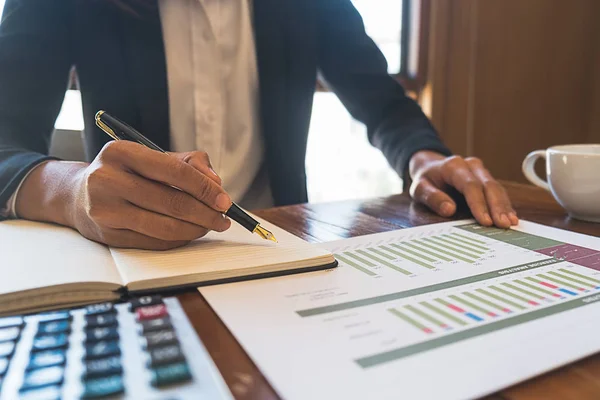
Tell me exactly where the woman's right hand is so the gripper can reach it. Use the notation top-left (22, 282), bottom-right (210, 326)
top-left (16, 141), bottom-right (232, 250)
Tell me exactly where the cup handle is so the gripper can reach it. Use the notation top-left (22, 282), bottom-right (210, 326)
top-left (522, 150), bottom-right (550, 191)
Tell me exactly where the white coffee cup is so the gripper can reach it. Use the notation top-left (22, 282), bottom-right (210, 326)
top-left (522, 144), bottom-right (600, 223)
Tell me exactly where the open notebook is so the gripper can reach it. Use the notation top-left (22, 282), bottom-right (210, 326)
top-left (0, 216), bottom-right (336, 316)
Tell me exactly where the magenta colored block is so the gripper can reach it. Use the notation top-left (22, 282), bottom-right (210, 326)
top-left (536, 244), bottom-right (600, 262)
top-left (571, 253), bottom-right (600, 271)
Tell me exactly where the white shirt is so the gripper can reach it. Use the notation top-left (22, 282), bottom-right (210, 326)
top-left (3, 0), bottom-right (272, 218)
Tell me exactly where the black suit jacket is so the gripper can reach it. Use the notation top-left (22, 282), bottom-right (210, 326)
top-left (0, 0), bottom-right (451, 216)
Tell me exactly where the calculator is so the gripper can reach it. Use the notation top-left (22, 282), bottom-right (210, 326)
top-left (0, 296), bottom-right (233, 399)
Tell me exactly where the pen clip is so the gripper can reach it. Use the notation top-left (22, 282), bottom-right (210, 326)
top-left (95, 111), bottom-right (121, 142)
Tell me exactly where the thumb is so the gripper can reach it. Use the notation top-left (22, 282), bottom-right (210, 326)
top-left (410, 177), bottom-right (456, 217)
top-left (174, 152), bottom-right (222, 185)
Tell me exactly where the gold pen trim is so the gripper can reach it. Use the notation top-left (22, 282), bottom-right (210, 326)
top-left (253, 225), bottom-right (278, 243)
top-left (95, 110), bottom-right (120, 141)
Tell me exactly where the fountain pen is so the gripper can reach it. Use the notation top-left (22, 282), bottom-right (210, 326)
top-left (94, 110), bottom-right (277, 243)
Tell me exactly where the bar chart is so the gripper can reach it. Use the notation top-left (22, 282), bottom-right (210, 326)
top-left (334, 231), bottom-right (498, 278)
top-left (385, 265), bottom-right (600, 336)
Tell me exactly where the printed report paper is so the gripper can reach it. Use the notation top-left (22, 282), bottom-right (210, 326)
top-left (199, 220), bottom-right (600, 400)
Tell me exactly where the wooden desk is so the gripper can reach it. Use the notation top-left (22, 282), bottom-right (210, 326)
top-left (177, 181), bottom-right (600, 400)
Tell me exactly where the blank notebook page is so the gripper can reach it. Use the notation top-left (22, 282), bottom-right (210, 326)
top-left (109, 216), bottom-right (333, 286)
top-left (0, 221), bottom-right (123, 296)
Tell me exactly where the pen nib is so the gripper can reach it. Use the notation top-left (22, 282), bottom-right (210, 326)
top-left (254, 225), bottom-right (278, 243)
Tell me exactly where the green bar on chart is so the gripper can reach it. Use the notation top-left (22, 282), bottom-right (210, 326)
top-left (334, 254), bottom-right (377, 277)
top-left (514, 279), bottom-right (556, 296)
top-left (356, 249), bottom-right (413, 276)
top-left (449, 295), bottom-right (497, 317)
top-left (404, 305), bottom-right (451, 330)
top-left (463, 292), bottom-right (512, 313)
top-left (389, 243), bottom-right (438, 263)
top-left (476, 288), bottom-right (526, 310)
top-left (456, 224), bottom-right (563, 251)
top-left (412, 239), bottom-right (476, 264)
top-left (377, 246), bottom-right (435, 271)
top-left (502, 282), bottom-right (546, 300)
top-left (403, 242), bottom-right (453, 262)
top-left (447, 233), bottom-right (489, 251)
top-left (343, 251), bottom-right (376, 267)
top-left (424, 237), bottom-right (481, 259)
top-left (420, 301), bottom-right (468, 326)
top-left (433, 236), bottom-right (486, 255)
top-left (559, 268), bottom-right (600, 284)
top-left (547, 271), bottom-right (595, 288)
top-left (388, 308), bottom-right (434, 334)
top-left (537, 273), bottom-right (582, 290)
top-left (451, 232), bottom-right (488, 246)
top-left (367, 247), bottom-right (395, 260)
top-left (490, 285), bottom-right (539, 306)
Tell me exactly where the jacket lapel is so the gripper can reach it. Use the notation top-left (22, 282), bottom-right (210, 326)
top-left (116, 1), bottom-right (171, 151)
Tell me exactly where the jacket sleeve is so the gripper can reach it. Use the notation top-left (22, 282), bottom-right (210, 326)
top-left (316, 0), bottom-right (452, 181)
top-left (0, 0), bottom-right (72, 220)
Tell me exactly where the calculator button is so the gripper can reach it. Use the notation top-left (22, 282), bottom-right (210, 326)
top-left (0, 316), bottom-right (24, 329)
top-left (37, 321), bottom-right (70, 335)
top-left (18, 385), bottom-right (61, 400)
top-left (138, 317), bottom-right (172, 334)
top-left (32, 334), bottom-right (68, 352)
top-left (85, 341), bottom-right (121, 360)
top-left (130, 295), bottom-right (163, 310)
top-left (136, 304), bottom-right (168, 321)
top-left (27, 350), bottom-right (66, 370)
top-left (85, 303), bottom-right (115, 316)
top-left (21, 366), bottom-right (64, 391)
top-left (147, 344), bottom-right (185, 367)
top-left (83, 356), bottom-right (123, 379)
top-left (0, 326), bottom-right (20, 342)
top-left (37, 312), bottom-right (71, 323)
top-left (150, 362), bottom-right (192, 387)
top-left (85, 314), bottom-right (117, 329)
top-left (0, 342), bottom-right (15, 358)
top-left (86, 327), bottom-right (119, 343)
top-left (143, 329), bottom-right (178, 349)
top-left (82, 374), bottom-right (124, 398)
top-left (0, 357), bottom-right (9, 375)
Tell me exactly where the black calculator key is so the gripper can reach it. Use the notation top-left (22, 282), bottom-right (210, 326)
top-left (86, 327), bottom-right (119, 343)
top-left (85, 314), bottom-right (117, 329)
top-left (130, 295), bottom-right (163, 310)
top-left (21, 366), bottom-right (64, 391)
top-left (143, 329), bottom-right (178, 349)
top-left (0, 316), bottom-right (24, 329)
top-left (82, 374), bottom-right (124, 398)
top-left (27, 350), bottom-right (66, 370)
top-left (148, 344), bottom-right (185, 367)
top-left (85, 341), bottom-right (121, 360)
top-left (0, 326), bottom-right (20, 342)
top-left (0, 342), bottom-right (15, 358)
top-left (32, 334), bottom-right (68, 352)
top-left (37, 312), bottom-right (71, 323)
top-left (150, 362), bottom-right (192, 387)
top-left (85, 303), bottom-right (115, 316)
top-left (0, 357), bottom-right (8, 375)
top-left (19, 385), bottom-right (61, 400)
top-left (139, 317), bottom-right (172, 334)
top-left (84, 356), bottom-right (123, 379)
top-left (37, 321), bottom-right (70, 335)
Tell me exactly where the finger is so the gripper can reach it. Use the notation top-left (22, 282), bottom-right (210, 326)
top-left (441, 156), bottom-right (493, 226)
top-left (466, 157), bottom-right (518, 228)
top-left (100, 229), bottom-right (189, 250)
top-left (120, 172), bottom-right (230, 232)
top-left (102, 141), bottom-right (231, 212)
top-left (175, 152), bottom-right (222, 186)
top-left (410, 177), bottom-right (457, 217)
top-left (108, 204), bottom-right (212, 242)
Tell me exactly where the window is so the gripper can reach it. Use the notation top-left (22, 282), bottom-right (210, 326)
top-left (307, 0), bottom-right (428, 203)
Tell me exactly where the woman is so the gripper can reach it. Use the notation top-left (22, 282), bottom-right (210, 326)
top-left (0, 0), bottom-right (518, 249)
